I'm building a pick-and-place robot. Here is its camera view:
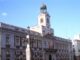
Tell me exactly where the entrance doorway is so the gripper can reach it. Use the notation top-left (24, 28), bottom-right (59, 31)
top-left (49, 54), bottom-right (52, 60)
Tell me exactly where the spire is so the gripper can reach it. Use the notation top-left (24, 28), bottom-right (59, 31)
top-left (40, 3), bottom-right (47, 13)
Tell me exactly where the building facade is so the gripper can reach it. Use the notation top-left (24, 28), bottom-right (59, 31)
top-left (72, 35), bottom-right (80, 60)
top-left (0, 4), bottom-right (73, 60)
top-left (30, 4), bottom-right (73, 60)
top-left (0, 22), bottom-right (28, 60)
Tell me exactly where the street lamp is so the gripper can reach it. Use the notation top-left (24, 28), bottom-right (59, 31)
top-left (26, 26), bottom-right (30, 44)
top-left (26, 26), bottom-right (32, 60)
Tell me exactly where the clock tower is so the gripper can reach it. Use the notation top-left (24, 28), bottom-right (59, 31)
top-left (38, 4), bottom-right (50, 28)
top-left (31, 4), bottom-right (54, 36)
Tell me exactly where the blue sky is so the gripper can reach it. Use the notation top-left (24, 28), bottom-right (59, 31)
top-left (0, 0), bottom-right (80, 39)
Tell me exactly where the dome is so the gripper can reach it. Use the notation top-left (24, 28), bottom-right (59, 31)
top-left (40, 4), bottom-right (47, 10)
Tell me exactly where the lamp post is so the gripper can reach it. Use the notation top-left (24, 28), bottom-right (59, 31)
top-left (27, 26), bottom-right (30, 44)
top-left (26, 26), bottom-right (32, 60)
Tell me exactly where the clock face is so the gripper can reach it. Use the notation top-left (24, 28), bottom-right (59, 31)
top-left (40, 18), bottom-right (43, 23)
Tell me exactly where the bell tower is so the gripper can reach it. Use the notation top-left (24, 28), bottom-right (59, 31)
top-left (38, 4), bottom-right (50, 28)
top-left (31, 4), bottom-right (54, 36)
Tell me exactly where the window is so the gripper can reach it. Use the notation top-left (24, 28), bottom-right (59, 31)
top-left (14, 36), bottom-right (20, 46)
top-left (47, 18), bottom-right (49, 23)
top-left (22, 38), bottom-right (26, 46)
top-left (78, 49), bottom-right (80, 52)
top-left (16, 36), bottom-right (20, 43)
top-left (40, 18), bottom-right (43, 23)
top-left (6, 50), bottom-right (10, 55)
top-left (6, 34), bottom-right (10, 45)
top-left (43, 30), bottom-right (45, 33)
top-left (6, 59), bottom-right (10, 60)
top-left (15, 50), bottom-right (20, 55)
top-left (6, 49), bottom-right (10, 58)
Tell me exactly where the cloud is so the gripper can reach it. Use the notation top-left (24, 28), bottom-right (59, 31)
top-left (1, 12), bottom-right (7, 16)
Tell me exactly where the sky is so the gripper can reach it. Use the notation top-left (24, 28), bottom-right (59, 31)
top-left (0, 0), bottom-right (80, 39)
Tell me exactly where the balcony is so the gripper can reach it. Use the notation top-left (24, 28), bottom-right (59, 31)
top-left (6, 52), bottom-right (10, 58)
top-left (6, 54), bottom-right (10, 57)
top-left (6, 42), bottom-right (10, 44)
top-left (15, 43), bottom-right (20, 46)
top-left (15, 50), bottom-right (20, 55)
top-left (6, 41), bottom-right (10, 47)
top-left (44, 48), bottom-right (57, 53)
top-left (22, 43), bottom-right (26, 47)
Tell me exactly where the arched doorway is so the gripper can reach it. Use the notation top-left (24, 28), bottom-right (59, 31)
top-left (49, 54), bottom-right (52, 60)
